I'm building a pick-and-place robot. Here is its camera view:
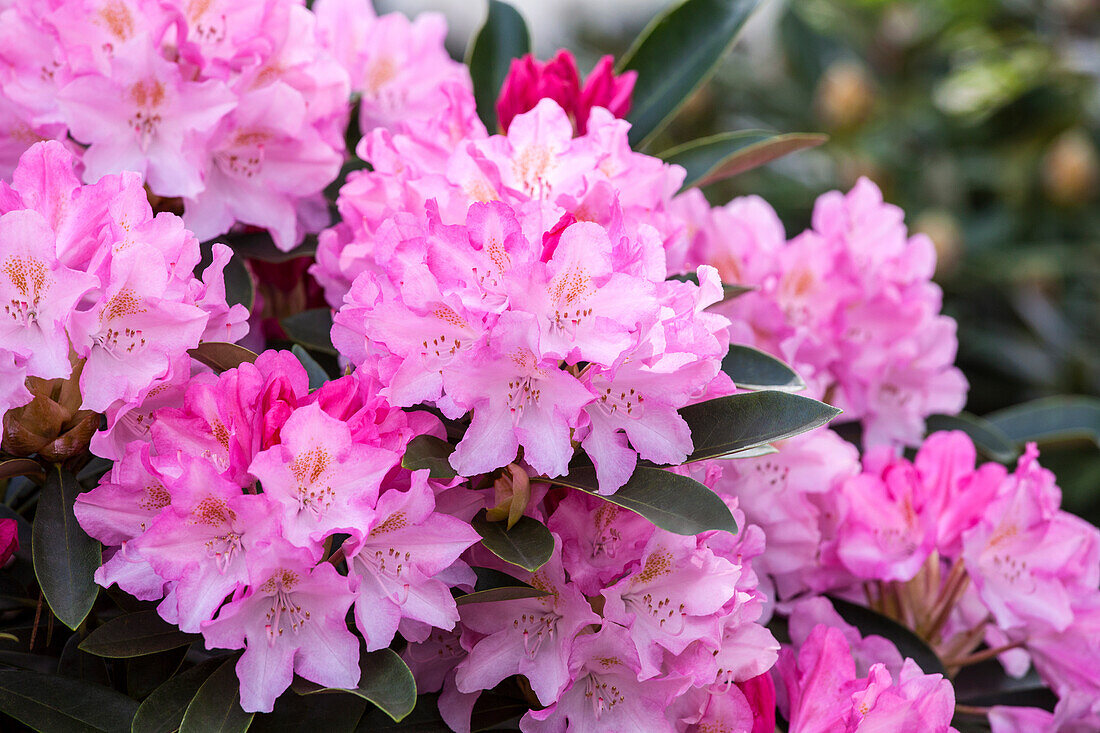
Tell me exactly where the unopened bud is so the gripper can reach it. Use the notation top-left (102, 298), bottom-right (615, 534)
top-left (486, 463), bottom-right (531, 529)
top-left (2, 360), bottom-right (98, 462)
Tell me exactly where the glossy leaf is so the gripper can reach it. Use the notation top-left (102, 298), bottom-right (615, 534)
top-left (294, 649), bottom-right (416, 722)
top-left (466, 0), bottom-right (530, 131)
top-left (662, 130), bottom-right (827, 190)
top-left (722, 344), bottom-right (805, 392)
top-left (291, 345), bottom-right (329, 391)
top-left (679, 391), bottom-right (841, 462)
top-left (471, 510), bottom-right (553, 572)
top-left (356, 692), bottom-right (446, 731)
top-left (952, 659), bottom-right (1058, 708)
top-left (188, 342), bottom-right (258, 373)
top-left (33, 466), bottom-right (99, 630)
top-left (132, 658), bottom-right (224, 733)
top-left (57, 633), bottom-right (111, 688)
top-left (723, 444), bottom-right (778, 459)
top-left (79, 610), bottom-right (197, 659)
top-left (925, 413), bottom-right (1019, 463)
top-left (179, 656), bottom-right (253, 733)
top-left (280, 309), bottom-right (336, 355)
top-left (619, 0), bottom-right (761, 146)
top-left (455, 567), bottom-right (547, 606)
top-left (219, 232), bottom-right (317, 263)
top-left (0, 459), bottom-right (43, 481)
top-left (252, 693), bottom-right (366, 733)
top-left (0, 669), bottom-right (137, 733)
top-left (985, 396), bottom-right (1100, 447)
top-left (550, 465), bottom-right (736, 535)
top-left (827, 597), bottom-right (947, 677)
top-left (400, 435), bottom-right (457, 480)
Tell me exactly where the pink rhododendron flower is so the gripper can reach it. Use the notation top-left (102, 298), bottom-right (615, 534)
top-left (0, 0), bottom-right (350, 250)
top-left (682, 179), bottom-right (967, 447)
top-left (0, 518), bottom-right (18, 566)
top-left (496, 50), bottom-right (636, 135)
top-left (774, 625), bottom-right (957, 733)
top-left (201, 541), bottom-right (360, 713)
top-left (0, 140), bottom-right (247, 425)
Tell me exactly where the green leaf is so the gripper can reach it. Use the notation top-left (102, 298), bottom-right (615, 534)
top-left (661, 130), bottom-right (827, 190)
top-left (33, 466), bottom-right (100, 630)
top-left (827, 597), bottom-right (947, 678)
top-left (549, 465), bottom-right (736, 535)
top-left (723, 444), bottom-right (778, 459)
top-left (197, 241), bottom-right (254, 311)
top-left (294, 649), bottom-right (416, 723)
top-left (952, 659), bottom-right (1058, 708)
top-left (619, 0), bottom-right (761, 147)
top-left (179, 656), bottom-right (253, 733)
top-left (0, 458), bottom-right (43, 481)
top-left (79, 610), bottom-right (197, 659)
top-left (455, 567), bottom-right (547, 606)
top-left (0, 669), bottom-right (138, 733)
top-left (290, 345), bottom-right (329, 391)
top-left (219, 232), bottom-right (317, 263)
top-left (985, 396), bottom-right (1100, 448)
top-left (280, 309), bottom-right (336, 356)
top-left (400, 435), bottom-right (457, 480)
top-left (471, 510), bottom-right (553, 572)
top-left (188, 342), bottom-right (258, 373)
top-left (356, 692), bottom-right (446, 731)
top-left (132, 659), bottom-right (223, 733)
top-left (925, 413), bottom-right (1019, 463)
top-left (679, 391), bottom-right (841, 462)
top-left (466, 0), bottom-right (530, 131)
top-left (722, 344), bottom-right (805, 392)
top-left (251, 693), bottom-right (366, 733)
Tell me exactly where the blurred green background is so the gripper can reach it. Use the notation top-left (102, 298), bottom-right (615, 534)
top-left (570, 0), bottom-right (1100, 522)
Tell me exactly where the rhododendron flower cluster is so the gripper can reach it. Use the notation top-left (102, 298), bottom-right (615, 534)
top-left (720, 428), bottom-right (1100, 729)
top-left (74, 351), bottom-right (481, 713)
top-left (0, 0), bottom-right (350, 250)
top-left (401, 487), bottom-right (780, 732)
top-left (0, 141), bottom-right (246, 444)
top-left (678, 181), bottom-right (968, 447)
top-left (329, 100), bottom-right (731, 492)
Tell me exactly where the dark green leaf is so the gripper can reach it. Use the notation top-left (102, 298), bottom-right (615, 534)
top-left (197, 241), bottom-right (254, 311)
top-left (679, 391), bottom-right (841, 462)
top-left (466, 0), bottom-right (530, 131)
top-left (400, 435), bottom-right (457, 480)
top-left (455, 567), bottom-right (547, 606)
top-left (79, 610), bottom-right (197, 659)
top-left (33, 466), bottom-right (100, 630)
top-left (188, 342), bottom-right (258, 373)
top-left (291, 345), bottom-right (329, 391)
top-left (179, 655), bottom-right (253, 733)
top-left (550, 465), bottom-right (736, 535)
top-left (925, 413), bottom-right (1019, 463)
top-left (132, 658), bottom-right (223, 733)
top-left (723, 444), bottom-right (778, 459)
top-left (356, 692), bottom-right (446, 731)
top-left (0, 459), bottom-right (43, 481)
top-left (985, 396), bottom-right (1100, 447)
top-left (471, 510), bottom-right (553, 572)
top-left (470, 690), bottom-right (528, 732)
top-left (722, 344), bottom-right (805, 392)
top-left (294, 649), bottom-right (416, 723)
top-left (952, 659), bottom-right (1057, 708)
top-left (280, 309), bottom-right (335, 356)
top-left (252, 692), bottom-right (366, 733)
top-left (661, 130), bottom-right (827, 190)
top-left (219, 232), bottom-right (317, 263)
top-left (827, 597), bottom-right (947, 677)
top-left (619, 0), bottom-right (761, 146)
top-left (126, 647), bottom-right (188, 701)
top-left (0, 669), bottom-right (137, 733)
top-left (57, 633), bottom-right (110, 688)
